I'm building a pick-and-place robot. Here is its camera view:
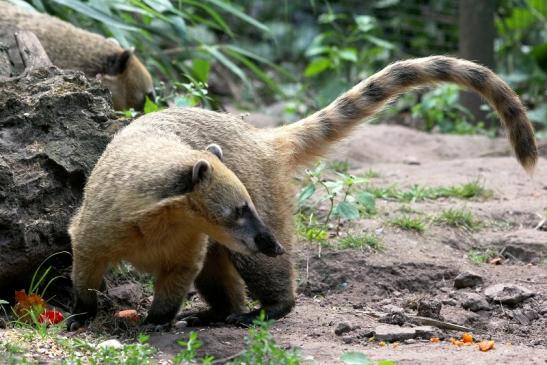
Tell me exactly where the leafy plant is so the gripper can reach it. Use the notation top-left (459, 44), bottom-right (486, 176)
top-left (338, 233), bottom-right (383, 251)
top-left (227, 311), bottom-right (301, 365)
top-left (174, 332), bottom-right (214, 364)
top-left (468, 248), bottom-right (498, 265)
top-left (341, 351), bottom-right (395, 365)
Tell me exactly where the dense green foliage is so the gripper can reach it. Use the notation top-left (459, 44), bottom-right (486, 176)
top-left (17, 0), bottom-right (546, 134)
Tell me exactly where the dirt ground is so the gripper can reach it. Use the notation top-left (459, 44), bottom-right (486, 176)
top-left (155, 123), bottom-right (547, 364)
top-left (2, 122), bottom-right (546, 364)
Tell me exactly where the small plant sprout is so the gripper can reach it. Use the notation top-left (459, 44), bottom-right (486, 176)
top-left (338, 233), bottom-right (383, 251)
top-left (390, 215), bottom-right (426, 233)
top-left (436, 208), bottom-right (481, 230)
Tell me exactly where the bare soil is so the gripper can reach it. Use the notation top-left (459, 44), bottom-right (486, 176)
top-left (2, 122), bottom-right (546, 364)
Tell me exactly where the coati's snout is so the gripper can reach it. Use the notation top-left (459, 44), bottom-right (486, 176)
top-left (230, 203), bottom-right (285, 257)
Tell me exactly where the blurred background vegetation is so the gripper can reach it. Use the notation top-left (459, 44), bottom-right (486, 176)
top-left (13, 0), bottom-right (547, 137)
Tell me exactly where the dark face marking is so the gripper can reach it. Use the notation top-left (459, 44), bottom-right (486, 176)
top-left (464, 67), bottom-right (488, 91)
top-left (362, 81), bottom-right (386, 103)
top-left (430, 58), bottom-right (452, 81)
top-left (157, 167), bottom-right (194, 199)
top-left (335, 96), bottom-right (361, 119)
top-left (390, 64), bottom-right (420, 87)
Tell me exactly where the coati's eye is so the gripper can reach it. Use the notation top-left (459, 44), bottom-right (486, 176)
top-left (234, 203), bottom-right (248, 218)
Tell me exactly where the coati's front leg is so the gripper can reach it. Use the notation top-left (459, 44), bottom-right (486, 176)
top-left (184, 243), bottom-right (246, 326)
top-left (144, 266), bottom-right (199, 326)
top-left (227, 252), bottom-right (296, 326)
top-left (67, 252), bottom-right (108, 331)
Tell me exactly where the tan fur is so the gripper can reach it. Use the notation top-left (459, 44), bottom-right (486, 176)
top-left (69, 56), bottom-right (536, 327)
top-left (0, 1), bottom-right (154, 111)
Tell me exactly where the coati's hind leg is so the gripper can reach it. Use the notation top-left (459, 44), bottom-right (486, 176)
top-left (67, 251), bottom-right (108, 331)
top-left (183, 243), bottom-right (246, 326)
top-left (144, 267), bottom-right (198, 326)
top-left (227, 253), bottom-right (295, 326)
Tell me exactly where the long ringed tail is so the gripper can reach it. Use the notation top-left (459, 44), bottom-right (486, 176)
top-left (273, 56), bottom-right (537, 173)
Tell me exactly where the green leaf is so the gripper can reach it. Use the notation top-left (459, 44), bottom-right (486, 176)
top-left (52, 0), bottom-right (140, 31)
top-left (334, 201), bottom-right (360, 220)
top-left (355, 15), bottom-right (376, 33)
top-left (201, 45), bottom-right (252, 90)
top-left (377, 361), bottom-right (397, 365)
top-left (364, 35), bottom-right (395, 49)
top-left (339, 48), bottom-right (358, 62)
top-left (356, 191), bottom-right (376, 211)
top-left (144, 96), bottom-right (159, 114)
top-left (191, 59), bottom-right (210, 83)
top-left (203, 0), bottom-right (270, 33)
top-left (340, 351), bottom-right (373, 365)
top-left (304, 58), bottom-right (331, 77)
top-left (298, 184), bottom-right (316, 205)
top-left (0, 299), bottom-right (8, 305)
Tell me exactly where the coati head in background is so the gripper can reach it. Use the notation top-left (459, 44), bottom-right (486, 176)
top-left (182, 144), bottom-right (285, 258)
top-left (99, 49), bottom-right (155, 112)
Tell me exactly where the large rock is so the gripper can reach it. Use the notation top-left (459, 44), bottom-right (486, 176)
top-left (484, 284), bottom-right (535, 306)
top-left (374, 324), bottom-right (416, 342)
top-left (0, 31), bottom-right (126, 294)
top-left (461, 292), bottom-right (490, 312)
top-left (454, 270), bottom-right (483, 289)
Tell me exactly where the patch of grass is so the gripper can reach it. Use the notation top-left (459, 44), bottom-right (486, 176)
top-left (365, 180), bottom-right (492, 203)
top-left (390, 215), bottom-right (426, 233)
top-left (327, 160), bottom-right (350, 174)
top-left (436, 208), bottom-right (481, 230)
top-left (362, 169), bottom-right (381, 178)
top-left (468, 248), bottom-right (498, 265)
top-left (398, 205), bottom-right (419, 214)
top-left (338, 233), bottom-right (383, 251)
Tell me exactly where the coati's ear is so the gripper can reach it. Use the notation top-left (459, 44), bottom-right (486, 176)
top-left (192, 159), bottom-right (211, 185)
top-left (105, 49), bottom-right (133, 75)
top-left (206, 144), bottom-right (223, 161)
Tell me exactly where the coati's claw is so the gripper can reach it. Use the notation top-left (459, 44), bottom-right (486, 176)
top-left (66, 316), bottom-right (86, 332)
top-left (180, 310), bottom-right (227, 326)
top-left (139, 322), bottom-right (171, 333)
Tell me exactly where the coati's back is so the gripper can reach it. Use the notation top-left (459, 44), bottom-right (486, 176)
top-left (0, 1), bottom-right (154, 111)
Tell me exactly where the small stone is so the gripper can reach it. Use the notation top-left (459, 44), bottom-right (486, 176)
top-left (413, 326), bottom-right (437, 339)
top-left (107, 283), bottom-right (143, 306)
top-left (379, 311), bottom-right (408, 326)
top-left (382, 304), bottom-right (404, 313)
top-left (335, 322), bottom-right (352, 336)
top-left (538, 303), bottom-right (547, 315)
top-left (374, 324), bottom-right (416, 342)
top-left (416, 298), bottom-right (443, 320)
top-left (98, 339), bottom-right (123, 349)
top-left (442, 299), bottom-right (458, 306)
top-left (174, 320), bottom-right (187, 330)
top-left (461, 293), bottom-right (490, 312)
top-left (484, 284), bottom-right (535, 306)
top-left (404, 339), bottom-right (416, 344)
top-left (342, 336), bottom-right (354, 344)
top-left (454, 271), bottom-right (483, 289)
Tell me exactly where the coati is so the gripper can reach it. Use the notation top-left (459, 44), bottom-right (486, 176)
top-left (0, 1), bottom-right (154, 111)
top-left (67, 56), bottom-right (536, 330)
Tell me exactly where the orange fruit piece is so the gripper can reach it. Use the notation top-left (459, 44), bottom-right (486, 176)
top-left (478, 340), bottom-right (495, 352)
top-left (114, 309), bottom-right (139, 321)
top-left (462, 333), bottom-right (473, 343)
top-left (430, 337), bottom-right (440, 343)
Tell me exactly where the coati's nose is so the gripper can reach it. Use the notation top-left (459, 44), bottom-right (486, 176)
top-left (254, 231), bottom-right (285, 257)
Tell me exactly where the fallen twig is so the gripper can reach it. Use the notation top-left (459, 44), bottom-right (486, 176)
top-left (212, 350), bottom-right (245, 364)
top-left (408, 315), bottom-right (479, 333)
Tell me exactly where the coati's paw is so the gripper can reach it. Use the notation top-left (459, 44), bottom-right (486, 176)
top-left (139, 322), bottom-right (171, 333)
top-left (225, 312), bottom-right (257, 327)
top-left (179, 310), bottom-right (227, 326)
top-left (66, 315), bottom-right (88, 332)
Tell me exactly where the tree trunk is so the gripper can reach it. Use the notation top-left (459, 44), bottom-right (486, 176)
top-left (458, 0), bottom-right (496, 126)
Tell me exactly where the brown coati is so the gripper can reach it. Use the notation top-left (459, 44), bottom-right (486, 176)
top-left (0, 1), bottom-right (154, 111)
top-left (67, 56), bottom-right (536, 330)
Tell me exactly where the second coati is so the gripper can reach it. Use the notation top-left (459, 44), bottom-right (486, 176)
top-left (0, 1), bottom-right (154, 111)
top-left (68, 56), bottom-right (537, 329)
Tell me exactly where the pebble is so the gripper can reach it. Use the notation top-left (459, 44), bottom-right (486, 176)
top-left (374, 324), bottom-right (416, 342)
top-left (461, 292), bottom-right (490, 312)
top-left (174, 320), bottom-right (187, 330)
top-left (97, 339), bottom-right (123, 349)
top-left (454, 271), bottom-right (483, 289)
top-left (484, 283), bottom-right (535, 305)
top-left (335, 322), bottom-right (352, 336)
top-left (342, 335), bottom-right (354, 344)
top-left (417, 298), bottom-right (443, 320)
top-left (404, 339), bottom-right (416, 344)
